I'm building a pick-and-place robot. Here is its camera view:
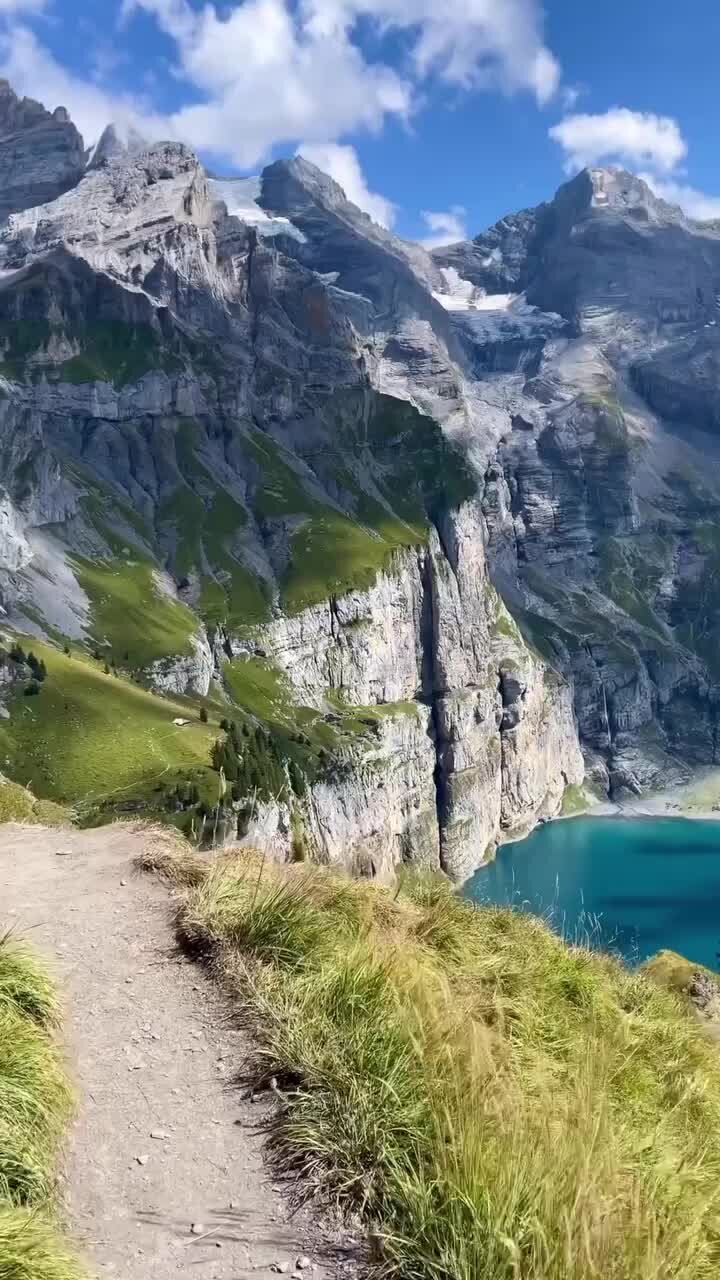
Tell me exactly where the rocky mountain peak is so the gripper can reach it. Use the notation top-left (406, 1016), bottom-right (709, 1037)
top-left (551, 165), bottom-right (686, 226)
top-left (0, 78), bottom-right (84, 221)
top-left (258, 153), bottom-right (445, 302)
top-left (87, 122), bottom-right (148, 171)
top-left (260, 155), bottom-right (350, 217)
top-left (0, 78), bottom-right (59, 137)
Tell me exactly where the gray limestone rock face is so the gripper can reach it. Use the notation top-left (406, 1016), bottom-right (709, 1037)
top-left (0, 79), bottom-right (85, 221)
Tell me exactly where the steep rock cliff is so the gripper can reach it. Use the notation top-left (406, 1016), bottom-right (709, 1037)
top-left (4, 87), bottom-right (719, 877)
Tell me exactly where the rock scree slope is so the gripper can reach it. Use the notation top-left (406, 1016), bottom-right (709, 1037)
top-left (0, 86), bottom-right (720, 875)
top-left (0, 821), bottom-right (350, 1280)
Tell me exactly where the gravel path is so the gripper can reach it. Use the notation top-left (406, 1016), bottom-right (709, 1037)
top-left (0, 822), bottom-right (348, 1279)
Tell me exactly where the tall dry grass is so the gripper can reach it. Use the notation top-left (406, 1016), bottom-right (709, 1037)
top-left (163, 848), bottom-right (720, 1279)
top-left (0, 931), bottom-right (85, 1280)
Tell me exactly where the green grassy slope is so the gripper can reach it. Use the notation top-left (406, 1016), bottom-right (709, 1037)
top-left (0, 641), bottom-right (217, 819)
top-left (159, 422), bottom-right (271, 630)
top-left (74, 558), bottom-right (197, 668)
top-left (0, 933), bottom-right (86, 1279)
top-left (155, 846), bottom-right (720, 1280)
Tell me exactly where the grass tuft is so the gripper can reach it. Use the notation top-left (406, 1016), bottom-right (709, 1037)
top-left (0, 934), bottom-right (60, 1028)
top-left (0, 933), bottom-right (85, 1278)
top-left (136, 828), bottom-right (209, 887)
top-left (0, 1207), bottom-right (85, 1280)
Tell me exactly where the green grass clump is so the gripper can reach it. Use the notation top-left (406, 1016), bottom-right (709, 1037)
top-left (364, 396), bottom-right (476, 516)
top-left (0, 1208), bottom-right (85, 1280)
top-left (73, 557), bottom-right (196, 668)
top-left (560, 783), bottom-right (590, 816)
top-left (0, 933), bottom-right (85, 1278)
top-left (0, 641), bottom-right (216, 815)
top-left (244, 429), bottom-right (429, 615)
top-left (165, 849), bottom-right (720, 1280)
top-left (0, 319), bottom-right (181, 388)
top-left (59, 321), bottom-right (182, 387)
top-left (0, 779), bottom-right (70, 827)
top-left (0, 935), bottom-right (59, 1028)
top-left (642, 948), bottom-right (720, 997)
top-left (159, 425), bottom-right (270, 629)
top-left (281, 510), bottom-right (409, 613)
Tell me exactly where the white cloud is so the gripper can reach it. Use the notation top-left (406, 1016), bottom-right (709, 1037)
top-left (561, 84), bottom-right (582, 111)
top-left (0, 0), bottom-right (560, 163)
top-left (119, 0), bottom-right (411, 166)
top-left (0, 0), bottom-right (45, 11)
top-left (549, 108), bottom-right (686, 175)
top-left (0, 24), bottom-right (163, 143)
top-left (639, 173), bottom-right (720, 222)
top-left (297, 142), bottom-right (396, 226)
top-left (356, 0), bottom-right (561, 101)
top-left (420, 205), bottom-right (467, 247)
top-left (548, 105), bottom-right (720, 225)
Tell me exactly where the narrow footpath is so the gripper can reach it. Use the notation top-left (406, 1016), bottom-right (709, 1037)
top-left (0, 822), bottom-right (348, 1279)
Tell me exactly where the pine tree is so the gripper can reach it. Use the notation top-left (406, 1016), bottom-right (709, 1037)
top-left (220, 717), bottom-right (230, 732)
top-left (24, 680), bottom-right (40, 696)
top-left (199, 706), bottom-right (208, 724)
top-left (9, 643), bottom-right (25, 663)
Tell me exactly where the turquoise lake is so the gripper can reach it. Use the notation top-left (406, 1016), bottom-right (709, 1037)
top-left (463, 816), bottom-right (720, 968)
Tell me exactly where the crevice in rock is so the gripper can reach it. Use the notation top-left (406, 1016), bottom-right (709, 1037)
top-left (328, 594), bottom-right (341, 641)
top-left (419, 545), bottom-right (448, 873)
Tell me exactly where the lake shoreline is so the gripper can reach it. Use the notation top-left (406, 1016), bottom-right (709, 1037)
top-left (482, 768), bottom-right (720, 872)
top-left (467, 801), bottom-right (720, 969)
top-left (585, 766), bottom-right (720, 825)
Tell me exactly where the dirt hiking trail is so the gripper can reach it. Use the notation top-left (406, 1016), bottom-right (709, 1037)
top-left (1, 822), bottom-right (352, 1279)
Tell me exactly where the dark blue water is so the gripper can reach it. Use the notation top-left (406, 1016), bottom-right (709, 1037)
top-left (463, 817), bottom-right (720, 968)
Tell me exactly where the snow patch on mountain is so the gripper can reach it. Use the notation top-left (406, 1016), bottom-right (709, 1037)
top-left (209, 176), bottom-right (306, 241)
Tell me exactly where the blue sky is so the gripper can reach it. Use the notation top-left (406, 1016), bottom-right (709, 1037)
top-left (1, 0), bottom-right (719, 242)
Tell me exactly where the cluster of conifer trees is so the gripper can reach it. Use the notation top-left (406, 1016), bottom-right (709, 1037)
top-left (8, 642), bottom-right (47, 695)
top-left (211, 717), bottom-right (306, 802)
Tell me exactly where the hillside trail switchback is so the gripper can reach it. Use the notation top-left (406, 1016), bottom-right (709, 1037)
top-left (0, 821), bottom-right (349, 1279)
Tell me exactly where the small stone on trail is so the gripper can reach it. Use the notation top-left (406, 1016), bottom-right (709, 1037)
top-left (135, 1155), bottom-right (148, 1166)
top-left (190, 1223), bottom-right (205, 1236)
top-left (120, 878), bottom-right (127, 886)
top-left (296, 1259), bottom-right (311, 1271)
top-left (271, 1265), bottom-right (289, 1275)
top-left (150, 1130), bottom-right (168, 1140)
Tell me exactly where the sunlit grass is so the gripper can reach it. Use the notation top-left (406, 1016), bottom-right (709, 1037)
top-left (0, 933), bottom-right (85, 1278)
top-left (159, 846), bottom-right (720, 1279)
